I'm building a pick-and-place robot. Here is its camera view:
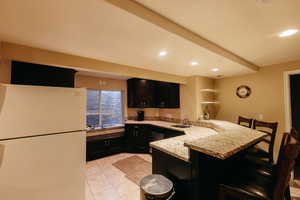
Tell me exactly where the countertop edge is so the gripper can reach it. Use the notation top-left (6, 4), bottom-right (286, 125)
top-left (150, 143), bottom-right (190, 163)
top-left (184, 134), bottom-right (267, 160)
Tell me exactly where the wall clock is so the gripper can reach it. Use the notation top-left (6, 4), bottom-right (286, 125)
top-left (236, 85), bottom-right (251, 98)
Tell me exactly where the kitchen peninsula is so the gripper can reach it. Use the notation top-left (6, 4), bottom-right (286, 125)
top-left (125, 120), bottom-right (267, 200)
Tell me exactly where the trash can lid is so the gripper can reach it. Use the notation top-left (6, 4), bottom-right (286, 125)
top-left (140, 174), bottom-right (173, 196)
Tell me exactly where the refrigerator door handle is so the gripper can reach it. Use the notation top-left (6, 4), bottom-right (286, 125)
top-left (0, 144), bottom-right (5, 168)
top-left (0, 84), bottom-right (7, 114)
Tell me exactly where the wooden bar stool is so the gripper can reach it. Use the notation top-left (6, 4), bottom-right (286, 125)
top-left (219, 130), bottom-right (300, 200)
top-left (240, 130), bottom-right (293, 178)
top-left (247, 120), bottom-right (278, 164)
top-left (237, 116), bottom-right (253, 128)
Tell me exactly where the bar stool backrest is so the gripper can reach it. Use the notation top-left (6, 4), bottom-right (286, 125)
top-left (237, 116), bottom-right (253, 128)
top-left (273, 131), bottom-right (300, 200)
top-left (253, 120), bottom-right (278, 163)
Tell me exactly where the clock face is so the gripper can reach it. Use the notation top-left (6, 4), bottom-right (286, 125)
top-left (236, 85), bottom-right (251, 98)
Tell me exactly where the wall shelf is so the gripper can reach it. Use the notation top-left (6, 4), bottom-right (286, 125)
top-left (200, 101), bottom-right (219, 104)
top-left (200, 89), bottom-right (218, 93)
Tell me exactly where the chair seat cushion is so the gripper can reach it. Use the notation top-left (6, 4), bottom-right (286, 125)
top-left (248, 147), bottom-right (269, 159)
top-left (244, 147), bottom-right (272, 170)
top-left (242, 163), bottom-right (275, 177)
top-left (221, 172), bottom-right (275, 200)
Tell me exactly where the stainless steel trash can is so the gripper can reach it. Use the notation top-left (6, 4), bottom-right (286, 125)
top-left (140, 174), bottom-right (175, 200)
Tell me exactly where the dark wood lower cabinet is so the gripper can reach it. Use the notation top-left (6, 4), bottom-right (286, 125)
top-left (86, 124), bottom-right (185, 161)
top-left (125, 124), bottom-right (185, 153)
top-left (152, 149), bottom-right (193, 200)
top-left (125, 124), bottom-right (149, 153)
top-left (152, 148), bottom-right (252, 200)
top-left (86, 132), bottom-right (124, 161)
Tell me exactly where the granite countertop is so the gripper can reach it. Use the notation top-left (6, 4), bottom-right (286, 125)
top-left (86, 127), bottom-right (125, 137)
top-left (126, 120), bottom-right (219, 162)
top-left (125, 120), bottom-right (267, 162)
top-left (184, 121), bottom-right (267, 160)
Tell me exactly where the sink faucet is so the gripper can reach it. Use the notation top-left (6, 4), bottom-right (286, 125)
top-left (182, 118), bottom-right (189, 125)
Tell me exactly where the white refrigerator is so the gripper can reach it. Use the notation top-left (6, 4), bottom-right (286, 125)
top-left (0, 84), bottom-right (86, 200)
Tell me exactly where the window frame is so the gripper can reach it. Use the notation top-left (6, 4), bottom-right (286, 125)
top-left (86, 89), bottom-right (124, 131)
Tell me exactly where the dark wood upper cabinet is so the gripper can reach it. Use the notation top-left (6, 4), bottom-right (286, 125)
top-left (127, 78), bottom-right (156, 108)
top-left (127, 78), bottom-right (180, 108)
top-left (11, 61), bottom-right (76, 88)
top-left (156, 81), bottom-right (180, 108)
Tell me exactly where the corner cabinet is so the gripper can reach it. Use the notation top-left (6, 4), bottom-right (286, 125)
top-left (125, 124), bottom-right (185, 154)
top-left (86, 132), bottom-right (124, 161)
top-left (125, 124), bottom-right (149, 153)
top-left (127, 78), bottom-right (156, 108)
top-left (127, 78), bottom-right (180, 108)
top-left (156, 81), bottom-right (180, 108)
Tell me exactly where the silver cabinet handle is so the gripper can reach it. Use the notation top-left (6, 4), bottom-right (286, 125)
top-left (0, 144), bottom-right (4, 168)
top-left (0, 85), bottom-right (7, 113)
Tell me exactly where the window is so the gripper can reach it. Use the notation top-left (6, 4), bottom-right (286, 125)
top-left (86, 90), bottom-right (123, 130)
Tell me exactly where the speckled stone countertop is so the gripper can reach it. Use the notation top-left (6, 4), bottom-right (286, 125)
top-left (125, 120), bottom-right (267, 162)
top-left (126, 120), bottom-right (218, 162)
top-left (184, 121), bottom-right (267, 160)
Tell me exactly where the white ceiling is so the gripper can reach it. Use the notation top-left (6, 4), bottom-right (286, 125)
top-left (136, 0), bottom-right (300, 66)
top-left (0, 0), bottom-right (298, 79)
top-left (0, 0), bottom-right (254, 78)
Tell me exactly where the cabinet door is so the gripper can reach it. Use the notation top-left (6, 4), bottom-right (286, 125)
top-left (155, 82), bottom-right (169, 108)
top-left (125, 125), bottom-right (137, 152)
top-left (127, 78), bottom-right (155, 108)
top-left (108, 137), bottom-right (123, 154)
top-left (156, 82), bottom-right (180, 108)
top-left (168, 83), bottom-right (180, 108)
top-left (127, 79), bottom-right (136, 108)
top-left (135, 79), bottom-right (155, 108)
top-left (125, 124), bottom-right (149, 153)
top-left (148, 125), bottom-right (165, 141)
top-left (135, 126), bottom-right (149, 152)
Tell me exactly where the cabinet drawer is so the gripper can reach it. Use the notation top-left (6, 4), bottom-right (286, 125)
top-left (86, 135), bottom-right (124, 161)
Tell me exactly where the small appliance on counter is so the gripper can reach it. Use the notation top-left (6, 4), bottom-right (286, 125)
top-left (137, 111), bottom-right (145, 121)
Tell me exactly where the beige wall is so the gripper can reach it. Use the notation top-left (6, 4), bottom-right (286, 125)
top-left (0, 41), bottom-right (216, 122)
top-left (216, 62), bottom-right (300, 159)
top-left (0, 59), bottom-right (11, 84)
top-left (75, 75), bottom-right (184, 120)
top-left (0, 43), bottom-right (11, 83)
top-left (127, 108), bottom-right (159, 119)
top-left (181, 76), bottom-right (215, 121)
top-left (1, 42), bottom-right (186, 84)
top-left (159, 108), bottom-right (181, 119)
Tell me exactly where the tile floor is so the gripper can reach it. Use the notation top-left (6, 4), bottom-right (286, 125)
top-left (86, 153), bottom-right (152, 200)
top-left (86, 153), bottom-right (300, 200)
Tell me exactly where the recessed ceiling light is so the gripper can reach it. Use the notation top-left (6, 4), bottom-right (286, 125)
top-left (159, 51), bottom-right (168, 56)
top-left (278, 29), bottom-right (298, 37)
top-left (190, 61), bottom-right (199, 66)
top-left (256, 0), bottom-right (271, 4)
top-left (212, 68), bottom-right (219, 72)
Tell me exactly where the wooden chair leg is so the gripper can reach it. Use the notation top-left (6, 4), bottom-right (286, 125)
top-left (218, 186), bottom-right (226, 200)
top-left (285, 187), bottom-right (291, 200)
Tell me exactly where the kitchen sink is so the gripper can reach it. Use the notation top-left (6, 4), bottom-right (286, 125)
top-left (171, 124), bottom-right (191, 128)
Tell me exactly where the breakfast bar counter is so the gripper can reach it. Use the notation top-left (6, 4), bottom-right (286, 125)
top-left (126, 120), bottom-right (266, 162)
top-left (126, 120), bottom-right (267, 200)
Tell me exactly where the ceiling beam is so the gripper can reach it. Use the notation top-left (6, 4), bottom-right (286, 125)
top-left (1, 42), bottom-right (187, 84)
top-left (105, 0), bottom-right (260, 71)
